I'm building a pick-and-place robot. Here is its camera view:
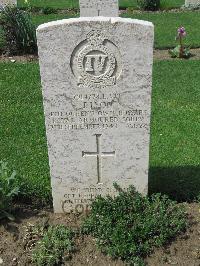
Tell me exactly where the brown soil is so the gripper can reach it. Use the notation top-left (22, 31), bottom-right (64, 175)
top-left (0, 203), bottom-right (200, 266)
top-left (0, 55), bottom-right (38, 63)
top-left (154, 48), bottom-right (200, 60)
top-left (145, 203), bottom-right (200, 266)
top-left (1, 48), bottom-right (200, 63)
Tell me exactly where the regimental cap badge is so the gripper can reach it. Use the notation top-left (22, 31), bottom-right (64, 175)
top-left (70, 30), bottom-right (122, 89)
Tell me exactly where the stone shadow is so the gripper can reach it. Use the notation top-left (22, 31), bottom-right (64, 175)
top-left (149, 166), bottom-right (200, 201)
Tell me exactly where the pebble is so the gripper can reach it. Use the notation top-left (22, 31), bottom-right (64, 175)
top-left (0, 257), bottom-right (3, 264)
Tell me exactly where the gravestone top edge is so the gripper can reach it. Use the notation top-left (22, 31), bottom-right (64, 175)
top-left (37, 17), bottom-right (154, 32)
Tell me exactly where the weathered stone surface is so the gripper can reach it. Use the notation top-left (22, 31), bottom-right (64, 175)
top-left (0, 0), bottom-right (16, 7)
top-left (37, 17), bottom-right (154, 213)
top-left (79, 0), bottom-right (119, 17)
top-left (185, 0), bottom-right (200, 6)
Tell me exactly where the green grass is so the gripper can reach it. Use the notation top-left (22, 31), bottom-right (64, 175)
top-left (29, 11), bottom-right (200, 49)
top-left (31, 14), bottom-right (77, 27)
top-left (120, 0), bottom-right (184, 8)
top-left (150, 60), bottom-right (200, 200)
top-left (160, 0), bottom-right (184, 9)
top-left (18, 0), bottom-right (79, 9)
top-left (123, 12), bottom-right (200, 48)
top-left (0, 63), bottom-right (50, 201)
top-left (17, 0), bottom-right (184, 9)
top-left (0, 60), bottom-right (200, 202)
top-left (1, 7), bottom-right (200, 50)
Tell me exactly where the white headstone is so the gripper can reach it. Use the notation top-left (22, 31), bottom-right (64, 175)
top-left (185, 0), bottom-right (200, 6)
top-left (79, 0), bottom-right (119, 17)
top-left (37, 17), bottom-right (154, 214)
top-left (0, 0), bottom-right (17, 7)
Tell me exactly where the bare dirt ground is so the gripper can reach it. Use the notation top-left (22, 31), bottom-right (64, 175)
top-left (0, 203), bottom-right (200, 266)
top-left (1, 48), bottom-right (200, 63)
top-left (154, 48), bottom-right (200, 60)
top-left (0, 55), bottom-right (38, 63)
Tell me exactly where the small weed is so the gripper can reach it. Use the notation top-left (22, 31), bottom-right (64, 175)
top-left (0, 161), bottom-right (20, 221)
top-left (82, 184), bottom-right (187, 265)
top-left (32, 224), bottom-right (75, 266)
top-left (23, 219), bottom-right (49, 251)
top-left (169, 26), bottom-right (191, 58)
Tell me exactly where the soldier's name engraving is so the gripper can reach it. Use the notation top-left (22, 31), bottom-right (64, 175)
top-left (48, 92), bottom-right (149, 131)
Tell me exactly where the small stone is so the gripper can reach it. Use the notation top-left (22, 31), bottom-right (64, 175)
top-left (171, 262), bottom-right (178, 265)
top-left (10, 59), bottom-right (16, 63)
top-left (0, 258), bottom-right (3, 264)
top-left (170, 247), bottom-right (177, 256)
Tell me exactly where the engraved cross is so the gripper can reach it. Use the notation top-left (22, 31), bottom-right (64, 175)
top-left (82, 134), bottom-right (115, 184)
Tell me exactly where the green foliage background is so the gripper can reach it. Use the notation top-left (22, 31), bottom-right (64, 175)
top-left (17, 0), bottom-right (184, 9)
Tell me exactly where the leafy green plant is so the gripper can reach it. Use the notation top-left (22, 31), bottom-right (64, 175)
top-left (0, 6), bottom-right (37, 55)
top-left (32, 225), bottom-right (75, 266)
top-left (82, 184), bottom-right (187, 265)
top-left (0, 161), bottom-right (20, 220)
top-left (169, 26), bottom-right (191, 58)
top-left (137, 0), bottom-right (160, 10)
